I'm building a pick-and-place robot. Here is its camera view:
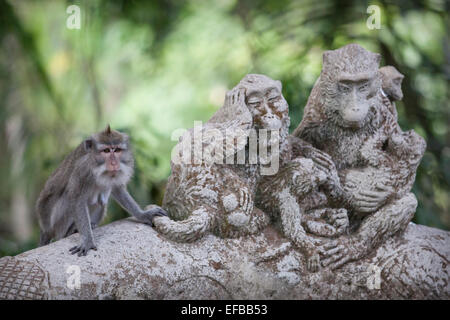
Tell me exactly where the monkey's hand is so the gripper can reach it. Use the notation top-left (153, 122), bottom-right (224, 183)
top-left (304, 147), bottom-right (337, 178)
top-left (224, 87), bottom-right (246, 115)
top-left (304, 219), bottom-right (338, 238)
top-left (318, 236), bottom-right (368, 270)
top-left (69, 239), bottom-right (97, 257)
top-left (307, 250), bottom-right (321, 273)
top-left (324, 208), bottom-right (349, 235)
top-left (347, 182), bottom-right (393, 214)
top-left (140, 205), bottom-right (168, 226)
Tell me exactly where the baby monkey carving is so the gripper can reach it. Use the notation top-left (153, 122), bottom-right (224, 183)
top-left (36, 125), bottom-right (167, 256)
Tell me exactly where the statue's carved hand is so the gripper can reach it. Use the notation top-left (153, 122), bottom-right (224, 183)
top-left (345, 177), bottom-right (393, 213)
top-left (325, 208), bottom-right (349, 235)
top-left (307, 148), bottom-right (336, 177)
top-left (304, 220), bottom-right (338, 237)
top-left (319, 236), bottom-right (367, 270)
top-left (307, 251), bottom-right (321, 273)
top-left (224, 87), bottom-right (246, 113)
top-left (239, 188), bottom-right (253, 216)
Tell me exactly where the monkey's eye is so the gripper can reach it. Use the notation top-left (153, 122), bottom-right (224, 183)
top-left (102, 148), bottom-right (111, 153)
top-left (114, 148), bottom-right (122, 153)
top-left (358, 83), bottom-right (369, 92)
top-left (248, 100), bottom-right (261, 108)
top-left (268, 96), bottom-right (279, 102)
top-left (338, 84), bottom-right (351, 93)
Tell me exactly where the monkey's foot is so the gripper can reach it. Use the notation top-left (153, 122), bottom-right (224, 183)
top-left (318, 236), bottom-right (366, 270)
top-left (306, 252), bottom-right (321, 273)
top-left (69, 241), bottom-right (97, 257)
top-left (325, 208), bottom-right (349, 235)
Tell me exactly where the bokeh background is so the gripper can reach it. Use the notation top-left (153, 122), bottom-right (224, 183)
top-left (0, 0), bottom-right (448, 256)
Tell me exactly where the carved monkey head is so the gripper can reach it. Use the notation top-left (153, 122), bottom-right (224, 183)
top-left (319, 44), bottom-right (381, 130)
top-left (238, 74), bottom-right (289, 132)
top-left (379, 66), bottom-right (404, 101)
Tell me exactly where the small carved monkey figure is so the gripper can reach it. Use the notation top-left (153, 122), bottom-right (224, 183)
top-left (380, 65), bottom-right (404, 115)
top-left (36, 125), bottom-right (167, 256)
top-left (257, 157), bottom-right (349, 272)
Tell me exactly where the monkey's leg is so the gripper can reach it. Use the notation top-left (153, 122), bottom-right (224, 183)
top-left (246, 207), bottom-right (270, 234)
top-left (69, 203), bottom-right (97, 257)
top-left (39, 232), bottom-right (52, 246)
top-left (320, 193), bottom-right (417, 269)
top-left (277, 189), bottom-right (320, 272)
top-left (111, 186), bottom-right (167, 225)
top-left (353, 192), bottom-right (417, 251)
top-left (90, 204), bottom-right (106, 229)
top-left (153, 206), bottom-right (214, 242)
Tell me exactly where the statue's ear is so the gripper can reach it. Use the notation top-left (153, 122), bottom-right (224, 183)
top-left (322, 51), bottom-right (332, 67)
top-left (276, 80), bottom-right (282, 91)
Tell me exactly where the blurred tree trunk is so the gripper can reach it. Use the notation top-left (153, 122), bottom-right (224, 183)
top-left (6, 114), bottom-right (31, 242)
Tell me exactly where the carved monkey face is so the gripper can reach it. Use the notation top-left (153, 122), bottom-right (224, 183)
top-left (380, 66), bottom-right (404, 101)
top-left (335, 73), bottom-right (378, 129)
top-left (245, 83), bottom-right (288, 130)
top-left (383, 76), bottom-right (403, 101)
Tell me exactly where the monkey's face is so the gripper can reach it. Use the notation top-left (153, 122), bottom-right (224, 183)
top-left (334, 74), bottom-right (378, 129)
top-left (96, 144), bottom-right (125, 176)
top-left (384, 77), bottom-right (403, 101)
top-left (85, 128), bottom-right (134, 184)
top-left (246, 85), bottom-right (288, 130)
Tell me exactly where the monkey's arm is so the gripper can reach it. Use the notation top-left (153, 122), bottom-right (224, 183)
top-left (69, 199), bottom-right (97, 256)
top-left (111, 186), bottom-right (167, 224)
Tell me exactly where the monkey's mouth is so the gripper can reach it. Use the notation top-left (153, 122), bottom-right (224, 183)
top-left (345, 120), bottom-right (364, 128)
top-left (105, 170), bottom-right (121, 177)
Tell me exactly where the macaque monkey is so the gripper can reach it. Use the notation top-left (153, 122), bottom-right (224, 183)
top-left (36, 125), bottom-right (167, 256)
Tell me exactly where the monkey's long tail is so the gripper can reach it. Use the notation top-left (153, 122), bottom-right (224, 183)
top-left (153, 206), bottom-right (213, 243)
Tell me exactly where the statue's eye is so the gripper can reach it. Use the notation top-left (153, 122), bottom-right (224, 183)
top-left (268, 96), bottom-right (279, 102)
top-left (338, 84), bottom-right (351, 93)
top-left (358, 83), bottom-right (369, 92)
top-left (248, 100), bottom-right (261, 107)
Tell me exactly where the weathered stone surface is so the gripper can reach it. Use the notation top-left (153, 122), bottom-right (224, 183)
top-left (1, 218), bottom-right (448, 299)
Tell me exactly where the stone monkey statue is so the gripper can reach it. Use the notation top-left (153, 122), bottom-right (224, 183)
top-left (293, 44), bottom-right (426, 269)
top-left (155, 74), bottom-right (294, 242)
top-left (36, 126), bottom-right (167, 256)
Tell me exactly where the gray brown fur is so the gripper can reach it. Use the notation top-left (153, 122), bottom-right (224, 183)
top-left (36, 126), bottom-right (166, 256)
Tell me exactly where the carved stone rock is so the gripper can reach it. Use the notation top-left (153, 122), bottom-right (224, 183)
top-left (0, 218), bottom-right (448, 299)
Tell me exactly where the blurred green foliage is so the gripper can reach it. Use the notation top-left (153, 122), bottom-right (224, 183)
top-left (0, 0), bottom-right (448, 256)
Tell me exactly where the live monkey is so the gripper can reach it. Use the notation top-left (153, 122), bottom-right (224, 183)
top-left (36, 125), bottom-right (167, 256)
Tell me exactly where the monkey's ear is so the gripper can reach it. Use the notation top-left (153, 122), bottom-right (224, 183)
top-left (104, 124), bottom-right (112, 135)
top-left (84, 138), bottom-right (94, 151)
top-left (276, 80), bottom-right (282, 91)
top-left (322, 51), bottom-right (332, 68)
